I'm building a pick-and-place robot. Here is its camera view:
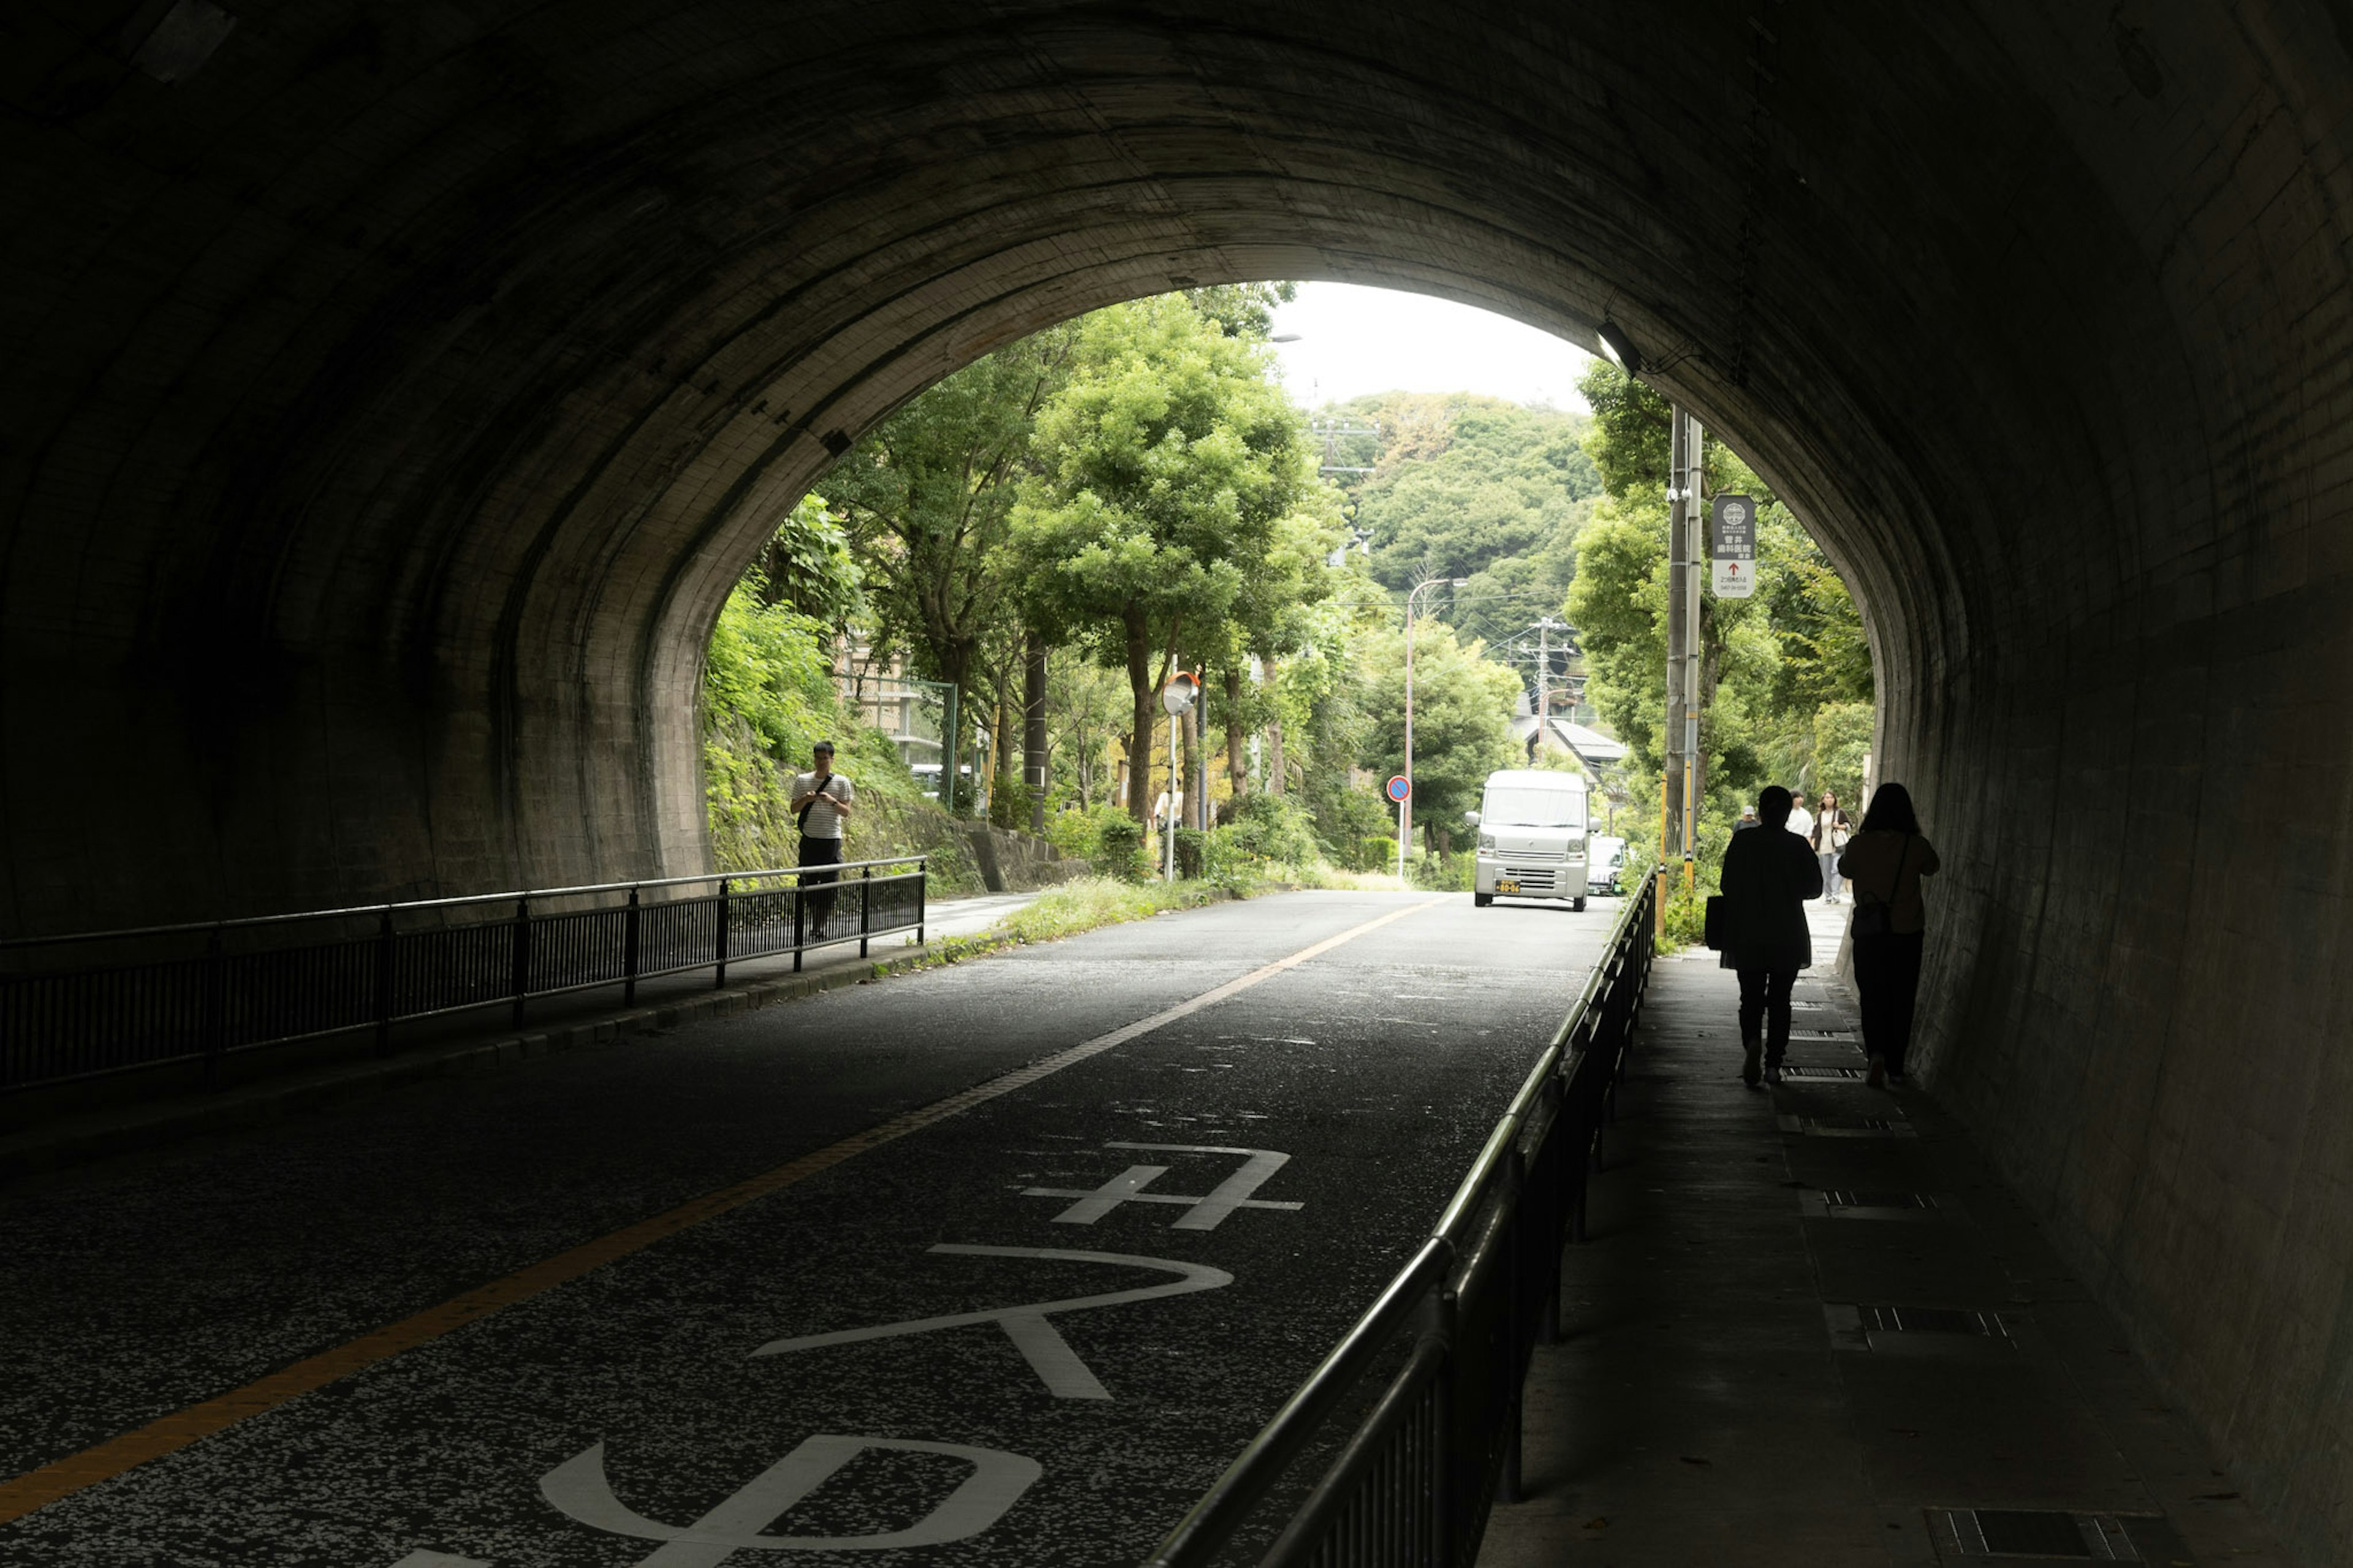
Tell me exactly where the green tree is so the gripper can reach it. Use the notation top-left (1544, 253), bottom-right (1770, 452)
top-left (1010, 295), bottom-right (1327, 826)
top-left (1567, 360), bottom-right (1874, 833)
top-left (1356, 616), bottom-right (1523, 850)
top-left (823, 328), bottom-right (1075, 714)
top-left (746, 493), bottom-right (865, 630)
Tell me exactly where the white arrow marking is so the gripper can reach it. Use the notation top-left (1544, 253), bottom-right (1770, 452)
top-left (541, 1434), bottom-right (1040, 1562)
top-left (749, 1245), bottom-right (1231, 1399)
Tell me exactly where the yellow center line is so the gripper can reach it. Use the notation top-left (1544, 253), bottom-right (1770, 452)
top-left (0, 894), bottom-right (1445, 1524)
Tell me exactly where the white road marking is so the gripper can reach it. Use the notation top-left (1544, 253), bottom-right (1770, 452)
top-left (542, 1435), bottom-right (1040, 1561)
top-left (1021, 1145), bottom-right (1302, 1230)
top-left (748, 1246), bottom-right (1232, 1399)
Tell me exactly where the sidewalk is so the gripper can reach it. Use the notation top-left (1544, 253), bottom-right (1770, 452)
top-left (1476, 900), bottom-right (2290, 1566)
top-left (0, 891), bottom-right (1041, 1182)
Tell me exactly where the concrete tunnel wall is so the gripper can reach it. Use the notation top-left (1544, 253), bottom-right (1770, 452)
top-left (6, 1), bottom-right (2353, 1557)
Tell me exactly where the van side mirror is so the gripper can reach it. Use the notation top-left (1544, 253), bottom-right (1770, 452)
top-left (1463, 810), bottom-right (1480, 828)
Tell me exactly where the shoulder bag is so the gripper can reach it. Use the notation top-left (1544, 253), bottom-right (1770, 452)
top-left (1851, 833), bottom-right (1913, 939)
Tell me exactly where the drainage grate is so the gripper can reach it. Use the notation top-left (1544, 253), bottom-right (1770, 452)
top-left (1781, 1064), bottom-right (1866, 1079)
top-left (1779, 1114), bottom-right (1915, 1137)
top-left (1822, 1189), bottom-right (1937, 1210)
top-left (1928, 1508), bottom-right (2144, 1559)
top-left (1856, 1305), bottom-right (2004, 1336)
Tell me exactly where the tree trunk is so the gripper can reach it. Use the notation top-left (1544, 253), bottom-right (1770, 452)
top-left (1262, 653), bottom-right (1286, 797)
top-left (1181, 699), bottom-right (1201, 829)
top-left (991, 667), bottom-right (1017, 824)
top-left (1224, 663), bottom-right (1246, 809)
top-left (1125, 606), bottom-right (1156, 827)
top-left (1024, 637), bottom-right (1049, 835)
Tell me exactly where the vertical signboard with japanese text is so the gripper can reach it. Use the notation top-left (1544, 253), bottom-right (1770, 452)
top-left (1711, 493), bottom-right (1757, 598)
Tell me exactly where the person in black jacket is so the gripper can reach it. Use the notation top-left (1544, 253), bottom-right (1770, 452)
top-left (1718, 786), bottom-right (1824, 1086)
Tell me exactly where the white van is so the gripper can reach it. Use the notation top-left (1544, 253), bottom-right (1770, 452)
top-left (1467, 768), bottom-right (1591, 911)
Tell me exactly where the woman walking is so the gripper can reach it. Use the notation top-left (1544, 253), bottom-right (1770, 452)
top-left (1718, 786), bottom-right (1823, 1087)
top-left (1838, 782), bottom-right (1941, 1088)
top-left (1811, 790), bottom-right (1852, 903)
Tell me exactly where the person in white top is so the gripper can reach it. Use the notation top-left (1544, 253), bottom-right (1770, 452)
top-left (790, 741), bottom-right (856, 938)
top-left (1785, 793), bottom-right (1814, 850)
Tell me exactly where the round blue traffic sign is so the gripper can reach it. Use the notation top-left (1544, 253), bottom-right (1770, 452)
top-left (1385, 775), bottom-right (1411, 803)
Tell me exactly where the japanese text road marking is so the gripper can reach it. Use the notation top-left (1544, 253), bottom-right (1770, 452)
top-left (751, 1246), bottom-right (1230, 1399)
top-left (0, 896), bottom-right (1441, 1524)
top-left (542, 1435), bottom-right (1040, 1562)
top-left (1023, 1144), bottom-right (1301, 1229)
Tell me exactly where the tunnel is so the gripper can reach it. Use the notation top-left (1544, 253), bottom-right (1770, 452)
top-left (7, 1), bottom-right (2352, 1559)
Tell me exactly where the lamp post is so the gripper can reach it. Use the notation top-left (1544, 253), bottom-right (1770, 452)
top-left (1400, 575), bottom-right (1471, 887)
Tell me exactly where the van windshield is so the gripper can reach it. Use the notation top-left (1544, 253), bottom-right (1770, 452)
top-left (1483, 786), bottom-right (1585, 828)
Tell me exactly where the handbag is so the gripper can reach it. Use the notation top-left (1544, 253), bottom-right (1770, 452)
top-left (1851, 833), bottom-right (1913, 939)
top-left (1703, 894), bottom-right (1727, 950)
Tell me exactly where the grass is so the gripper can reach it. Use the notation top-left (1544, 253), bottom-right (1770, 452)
top-left (991, 876), bottom-right (1243, 942)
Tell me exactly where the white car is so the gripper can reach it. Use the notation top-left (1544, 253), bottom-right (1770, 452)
top-left (1586, 835), bottom-right (1628, 895)
top-left (1468, 769), bottom-right (1591, 911)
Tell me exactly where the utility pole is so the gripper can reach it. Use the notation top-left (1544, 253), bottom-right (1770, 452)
top-left (1662, 407), bottom-right (1704, 917)
top-left (1531, 616), bottom-right (1569, 753)
top-left (1536, 618), bottom-right (1550, 753)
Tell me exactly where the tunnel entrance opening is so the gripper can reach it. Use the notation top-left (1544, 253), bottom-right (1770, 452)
top-left (694, 279), bottom-right (1879, 912)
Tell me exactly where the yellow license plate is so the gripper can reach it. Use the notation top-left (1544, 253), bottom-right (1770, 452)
top-left (1496, 879), bottom-right (1520, 894)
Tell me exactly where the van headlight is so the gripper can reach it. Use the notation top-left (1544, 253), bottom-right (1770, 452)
top-left (1479, 833), bottom-right (1496, 852)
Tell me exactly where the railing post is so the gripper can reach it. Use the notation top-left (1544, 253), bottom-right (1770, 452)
top-left (1498, 1145), bottom-right (1528, 1507)
top-left (201, 924), bottom-right (227, 1088)
top-left (792, 869), bottom-right (805, 974)
top-left (917, 857), bottom-right (928, 945)
top-left (1422, 1281), bottom-right (1457, 1565)
top-left (510, 896), bottom-right (531, 1026)
top-left (714, 877), bottom-right (731, 988)
top-left (859, 864), bottom-right (873, 959)
top-left (374, 908), bottom-right (395, 1057)
top-left (623, 885), bottom-right (642, 1005)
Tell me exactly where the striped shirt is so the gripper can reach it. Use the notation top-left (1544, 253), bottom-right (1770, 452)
top-left (793, 772), bottom-right (854, 839)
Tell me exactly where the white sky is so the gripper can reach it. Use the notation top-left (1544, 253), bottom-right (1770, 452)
top-left (1265, 282), bottom-right (1595, 412)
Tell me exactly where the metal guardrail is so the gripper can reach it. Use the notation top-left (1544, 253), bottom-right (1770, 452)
top-left (0, 858), bottom-right (928, 1093)
top-left (1146, 874), bottom-right (1657, 1568)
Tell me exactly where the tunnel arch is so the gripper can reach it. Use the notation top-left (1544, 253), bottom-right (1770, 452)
top-left (12, 3), bottom-right (2353, 1556)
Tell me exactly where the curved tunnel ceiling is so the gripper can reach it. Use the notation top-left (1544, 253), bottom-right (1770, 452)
top-left (13, 4), bottom-right (2353, 1559)
top-left (7, 0), bottom-right (2211, 926)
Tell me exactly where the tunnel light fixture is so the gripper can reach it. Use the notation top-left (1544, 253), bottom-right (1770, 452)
top-left (1595, 321), bottom-right (1645, 376)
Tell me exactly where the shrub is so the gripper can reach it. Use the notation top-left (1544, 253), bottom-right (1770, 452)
top-left (1095, 816), bottom-right (1149, 882)
top-left (1219, 795), bottom-right (1321, 868)
top-left (1174, 827), bottom-right (1206, 880)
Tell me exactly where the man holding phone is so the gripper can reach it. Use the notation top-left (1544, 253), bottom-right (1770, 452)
top-left (790, 741), bottom-right (855, 939)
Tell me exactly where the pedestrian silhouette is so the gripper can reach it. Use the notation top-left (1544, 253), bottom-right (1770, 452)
top-left (1837, 782), bottom-right (1941, 1088)
top-left (1718, 786), bottom-right (1822, 1086)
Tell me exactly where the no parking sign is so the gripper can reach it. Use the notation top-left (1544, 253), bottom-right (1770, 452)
top-left (1386, 775), bottom-right (1411, 803)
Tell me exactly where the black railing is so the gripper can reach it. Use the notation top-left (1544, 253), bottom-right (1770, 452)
top-left (1146, 875), bottom-right (1656, 1568)
top-left (0, 858), bottom-right (927, 1093)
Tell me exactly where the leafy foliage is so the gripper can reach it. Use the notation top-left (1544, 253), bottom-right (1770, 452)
top-left (1354, 618), bottom-right (1524, 849)
top-left (1566, 360), bottom-right (1874, 839)
top-left (1010, 294), bottom-right (1335, 824)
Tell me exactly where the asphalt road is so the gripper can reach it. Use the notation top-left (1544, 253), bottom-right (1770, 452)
top-left (0, 888), bottom-right (1618, 1567)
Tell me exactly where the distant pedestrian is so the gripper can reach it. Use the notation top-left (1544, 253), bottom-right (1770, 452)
top-left (790, 741), bottom-right (855, 940)
top-left (1838, 782), bottom-right (1940, 1088)
top-left (1786, 791), bottom-right (1815, 847)
top-left (1811, 791), bottom-right (1853, 903)
top-left (1718, 786), bottom-right (1823, 1088)
top-left (1733, 806), bottom-right (1760, 832)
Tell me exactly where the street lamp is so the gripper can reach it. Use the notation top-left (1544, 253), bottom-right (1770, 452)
top-left (1400, 575), bottom-right (1471, 887)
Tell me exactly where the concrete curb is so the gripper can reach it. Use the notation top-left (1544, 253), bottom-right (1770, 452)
top-left (0, 934), bottom-right (1021, 1185)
